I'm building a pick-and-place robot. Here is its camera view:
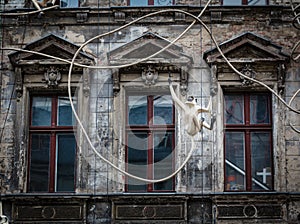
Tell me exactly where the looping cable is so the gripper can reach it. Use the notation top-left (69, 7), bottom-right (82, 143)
top-left (0, 2), bottom-right (299, 182)
top-left (66, 2), bottom-right (213, 183)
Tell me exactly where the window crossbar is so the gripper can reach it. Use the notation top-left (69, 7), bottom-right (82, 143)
top-left (225, 159), bottom-right (270, 190)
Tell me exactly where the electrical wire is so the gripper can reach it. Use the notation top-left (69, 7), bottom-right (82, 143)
top-left (0, 5), bottom-right (59, 16)
top-left (2, 10), bottom-right (299, 114)
top-left (0, 5), bottom-right (299, 181)
top-left (67, 9), bottom-right (300, 182)
top-left (288, 88), bottom-right (300, 133)
top-left (66, 1), bottom-right (213, 183)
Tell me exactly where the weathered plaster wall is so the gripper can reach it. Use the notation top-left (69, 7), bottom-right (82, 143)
top-left (0, 70), bottom-right (16, 192)
top-left (1, 3), bottom-right (300, 223)
top-left (1, 0), bottom-right (295, 11)
top-left (1, 3), bottom-right (299, 194)
top-left (285, 65), bottom-right (300, 192)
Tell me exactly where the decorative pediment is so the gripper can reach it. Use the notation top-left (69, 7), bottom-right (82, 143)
top-left (9, 34), bottom-right (94, 97)
top-left (109, 32), bottom-right (193, 65)
top-left (203, 32), bottom-right (289, 89)
top-left (204, 32), bottom-right (289, 63)
top-left (109, 32), bottom-right (192, 96)
top-left (9, 34), bottom-right (94, 67)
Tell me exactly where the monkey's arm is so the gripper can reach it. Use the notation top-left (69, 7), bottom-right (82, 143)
top-left (32, 0), bottom-right (42, 9)
top-left (169, 80), bottom-right (187, 112)
top-left (201, 114), bottom-right (216, 130)
top-left (35, 0), bottom-right (53, 7)
top-left (197, 97), bottom-right (211, 113)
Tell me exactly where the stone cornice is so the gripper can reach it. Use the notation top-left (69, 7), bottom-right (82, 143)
top-left (1, 5), bottom-right (292, 26)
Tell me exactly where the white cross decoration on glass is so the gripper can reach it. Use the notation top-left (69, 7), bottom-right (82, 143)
top-left (256, 168), bottom-right (271, 184)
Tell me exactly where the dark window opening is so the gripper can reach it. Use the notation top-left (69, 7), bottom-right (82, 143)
top-left (222, 0), bottom-right (268, 5)
top-left (126, 95), bottom-right (175, 192)
top-left (224, 92), bottom-right (273, 191)
top-left (28, 95), bottom-right (77, 193)
top-left (128, 0), bottom-right (173, 6)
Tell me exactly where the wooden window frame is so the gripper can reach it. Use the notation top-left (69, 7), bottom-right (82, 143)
top-left (127, 0), bottom-right (174, 6)
top-left (224, 92), bottom-right (274, 192)
top-left (125, 95), bottom-right (175, 192)
top-left (60, 0), bottom-right (80, 8)
top-left (27, 95), bottom-right (77, 193)
top-left (221, 0), bottom-right (269, 5)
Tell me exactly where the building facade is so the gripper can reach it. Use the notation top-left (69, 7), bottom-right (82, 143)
top-left (0, 0), bottom-right (300, 223)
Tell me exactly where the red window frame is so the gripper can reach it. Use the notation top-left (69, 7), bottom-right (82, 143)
top-left (224, 92), bottom-right (273, 191)
top-left (221, 0), bottom-right (269, 5)
top-left (27, 95), bottom-right (76, 193)
top-left (127, 0), bottom-right (174, 6)
top-left (125, 95), bottom-right (175, 192)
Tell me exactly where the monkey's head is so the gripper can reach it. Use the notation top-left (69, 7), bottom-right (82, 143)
top-left (185, 96), bottom-right (197, 105)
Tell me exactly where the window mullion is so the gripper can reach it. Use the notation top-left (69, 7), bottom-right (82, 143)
top-left (245, 130), bottom-right (252, 191)
top-left (147, 96), bottom-right (153, 191)
top-left (245, 94), bottom-right (252, 191)
top-left (50, 97), bottom-right (57, 192)
top-left (244, 94), bottom-right (250, 126)
top-left (147, 131), bottom-right (153, 191)
top-left (52, 97), bottom-right (58, 127)
top-left (49, 132), bottom-right (56, 192)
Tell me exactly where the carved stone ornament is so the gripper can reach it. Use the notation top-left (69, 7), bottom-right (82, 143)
top-left (180, 69), bottom-right (188, 96)
top-left (44, 67), bottom-right (61, 87)
top-left (141, 65), bottom-right (158, 86)
top-left (240, 64), bottom-right (256, 86)
top-left (83, 68), bottom-right (90, 97)
top-left (15, 67), bottom-right (23, 98)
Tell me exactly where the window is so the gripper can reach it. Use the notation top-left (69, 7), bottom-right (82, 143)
top-left (126, 95), bottom-right (175, 192)
top-left (222, 0), bottom-right (268, 5)
top-left (28, 95), bottom-right (77, 192)
top-left (60, 0), bottom-right (79, 8)
top-left (128, 0), bottom-right (173, 6)
top-left (224, 93), bottom-right (273, 191)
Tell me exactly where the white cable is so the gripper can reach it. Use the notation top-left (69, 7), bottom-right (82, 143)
top-left (66, 4), bottom-right (212, 183)
top-left (0, 5), bottom-right (59, 16)
top-left (1, 6), bottom-right (299, 181)
top-left (3, 8), bottom-right (299, 113)
top-left (66, 8), bottom-right (300, 182)
top-left (187, 10), bottom-right (300, 115)
top-left (64, 4), bottom-right (211, 70)
top-left (288, 88), bottom-right (300, 133)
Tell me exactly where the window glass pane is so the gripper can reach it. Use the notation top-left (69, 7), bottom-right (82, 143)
top-left (153, 95), bottom-right (173, 125)
top-left (31, 97), bottom-right (52, 126)
top-left (225, 132), bottom-right (245, 191)
top-left (29, 134), bottom-right (50, 192)
top-left (154, 0), bottom-right (173, 5)
top-left (130, 0), bottom-right (148, 6)
top-left (223, 0), bottom-right (242, 5)
top-left (56, 134), bottom-right (76, 192)
top-left (251, 132), bottom-right (272, 190)
top-left (153, 132), bottom-right (173, 190)
top-left (60, 0), bottom-right (78, 7)
top-left (248, 0), bottom-right (267, 5)
top-left (127, 132), bottom-right (148, 191)
top-left (128, 96), bottom-right (148, 125)
top-left (224, 95), bottom-right (244, 124)
top-left (250, 94), bottom-right (270, 124)
top-left (58, 96), bottom-right (76, 126)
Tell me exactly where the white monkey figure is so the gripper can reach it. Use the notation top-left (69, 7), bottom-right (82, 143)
top-left (31, 0), bottom-right (56, 9)
top-left (169, 79), bottom-right (214, 136)
top-left (31, 0), bottom-right (57, 17)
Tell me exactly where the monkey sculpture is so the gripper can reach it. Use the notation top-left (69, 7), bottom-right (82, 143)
top-left (31, 0), bottom-right (56, 9)
top-left (37, 0), bottom-right (56, 7)
top-left (169, 78), bottom-right (214, 136)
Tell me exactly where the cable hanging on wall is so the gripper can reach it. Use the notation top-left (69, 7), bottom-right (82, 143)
top-left (288, 0), bottom-right (300, 134)
top-left (1, 4), bottom-right (300, 182)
